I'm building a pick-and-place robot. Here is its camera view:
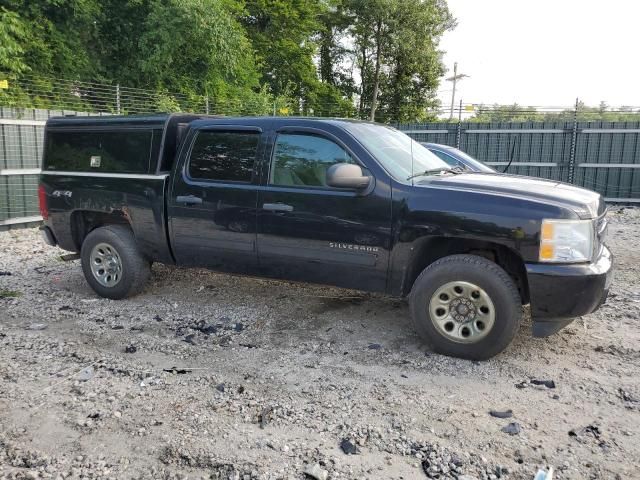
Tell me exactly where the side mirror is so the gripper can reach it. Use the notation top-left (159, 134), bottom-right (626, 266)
top-left (326, 163), bottom-right (371, 189)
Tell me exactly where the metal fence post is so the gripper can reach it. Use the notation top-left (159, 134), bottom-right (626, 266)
top-left (116, 84), bottom-right (121, 115)
top-left (568, 97), bottom-right (579, 183)
top-left (455, 98), bottom-right (463, 148)
top-left (205, 95), bottom-right (209, 115)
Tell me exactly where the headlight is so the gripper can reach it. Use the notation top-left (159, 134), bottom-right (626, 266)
top-left (539, 219), bottom-right (595, 263)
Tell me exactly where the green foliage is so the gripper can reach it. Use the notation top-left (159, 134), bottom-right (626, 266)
top-left (344, 0), bottom-right (454, 122)
top-left (0, 289), bottom-right (21, 298)
top-left (139, 0), bottom-right (260, 95)
top-left (241, 0), bottom-right (323, 98)
top-left (0, 0), bottom-right (456, 122)
top-left (467, 102), bottom-right (640, 122)
top-left (0, 7), bottom-right (30, 75)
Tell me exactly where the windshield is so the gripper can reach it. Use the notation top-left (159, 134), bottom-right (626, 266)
top-left (448, 147), bottom-right (496, 173)
top-left (343, 123), bottom-right (450, 181)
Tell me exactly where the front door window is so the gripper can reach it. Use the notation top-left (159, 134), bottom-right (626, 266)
top-left (270, 133), bottom-right (355, 187)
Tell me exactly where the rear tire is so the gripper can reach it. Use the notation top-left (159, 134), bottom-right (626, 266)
top-left (81, 225), bottom-right (150, 299)
top-left (409, 254), bottom-right (522, 360)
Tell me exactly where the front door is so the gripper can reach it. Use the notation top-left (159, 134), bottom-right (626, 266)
top-left (168, 125), bottom-right (264, 273)
top-left (256, 129), bottom-right (392, 292)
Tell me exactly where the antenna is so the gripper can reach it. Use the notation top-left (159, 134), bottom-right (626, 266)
top-left (410, 131), bottom-right (414, 186)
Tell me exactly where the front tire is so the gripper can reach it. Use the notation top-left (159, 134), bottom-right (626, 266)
top-left (81, 225), bottom-right (150, 299)
top-left (409, 254), bottom-right (522, 360)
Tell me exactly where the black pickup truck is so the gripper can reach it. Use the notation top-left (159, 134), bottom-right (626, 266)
top-left (38, 114), bottom-right (612, 359)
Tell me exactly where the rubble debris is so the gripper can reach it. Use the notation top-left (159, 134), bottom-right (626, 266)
top-left (163, 367), bottom-right (191, 374)
top-left (77, 366), bottom-right (94, 382)
top-left (533, 467), bottom-right (554, 480)
top-left (489, 409), bottom-right (513, 419)
top-left (259, 406), bottom-right (273, 429)
top-left (340, 438), bottom-right (359, 455)
top-left (303, 463), bottom-right (328, 480)
top-left (569, 424), bottom-right (609, 449)
top-left (618, 387), bottom-right (638, 403)
top-left (501, 422), bottom-right (521, 435)
top-left (531, 379), bottom-right (556, 389)
top-left (25, 323), bottom-right (48, 330)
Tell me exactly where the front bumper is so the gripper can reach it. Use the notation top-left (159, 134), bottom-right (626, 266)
top-left (525, 246), bottom-right (613, 337)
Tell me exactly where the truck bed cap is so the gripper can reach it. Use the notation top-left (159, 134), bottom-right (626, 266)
top-left (45, 113), bottom-right (172, 129)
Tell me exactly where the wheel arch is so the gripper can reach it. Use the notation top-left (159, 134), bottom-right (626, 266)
top-left (70, 209), bottom-right (133, 251)
top-left (402, 236), bottom-right (530, 304)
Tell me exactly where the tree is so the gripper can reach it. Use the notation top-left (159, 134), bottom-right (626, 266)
top-left (317, 0), bottom-right (355, 96)
top-left (380, 0), bottom-right (453, 123)
top-left (0, 7), bottom-right (30, 75)
top-left (467, 102), bottom-right (640, 122)
top-left (345, 0), bottom-right (454, 122)
top-left (0, 0), bottom-right (458, 122)
top-left (0, 0), bottom-right (100, 79)
top-left (241, 0), bottom-right (322, 100)
top-left (345, 0), bottom-right (394, 120)
top-left (139, 0), bottom-right (260, 97)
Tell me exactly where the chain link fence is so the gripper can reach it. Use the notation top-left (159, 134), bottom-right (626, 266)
top-left (0, 73), bottom-right (293, 117)
top-left (1, 72), bottom-right (640, 228)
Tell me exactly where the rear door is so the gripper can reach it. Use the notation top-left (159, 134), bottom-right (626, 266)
top-left (256, 126), bottom-right (392, 292)
top-left (168, 124), bottom-right (266, 273)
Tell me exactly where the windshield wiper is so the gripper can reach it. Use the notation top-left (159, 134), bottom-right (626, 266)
top-left (407, 166), bottom-right (463, 180)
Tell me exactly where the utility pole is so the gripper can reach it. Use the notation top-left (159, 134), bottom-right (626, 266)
top-left (446, 62), bottom-right (469, 120)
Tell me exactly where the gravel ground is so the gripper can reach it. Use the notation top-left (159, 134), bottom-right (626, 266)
top-left (1, 208), bottom-right (639, 480)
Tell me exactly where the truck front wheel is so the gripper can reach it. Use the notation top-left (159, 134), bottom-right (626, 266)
top-left (409, 254), bottom-right (522, 360)
top-left (80, 225), bottom-right (150, 299)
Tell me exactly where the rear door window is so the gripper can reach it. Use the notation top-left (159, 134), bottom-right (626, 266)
top-left (45, 130), bottom-right (155, 173)
top-left (188, 130), bottom-right (260, 182)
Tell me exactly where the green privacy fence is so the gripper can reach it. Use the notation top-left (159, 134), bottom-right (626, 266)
top-left (0, 107), bottom-right (105, 229)
top-left (400, 121), bottom-right (640, 202)
top-left (1, 110), bottom-right (640, 228)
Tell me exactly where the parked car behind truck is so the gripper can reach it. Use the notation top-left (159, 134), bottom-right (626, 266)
top-left (38, 114), bottom-right (613, 360)
top-left (421, 142), bottom-right (497, 173)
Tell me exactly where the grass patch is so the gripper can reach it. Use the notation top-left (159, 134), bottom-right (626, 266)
top-left (0, 289), bottom-right (22, 298)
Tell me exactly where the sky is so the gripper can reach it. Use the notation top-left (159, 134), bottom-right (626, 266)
top-left (437, 0), bottom-right (640, 110)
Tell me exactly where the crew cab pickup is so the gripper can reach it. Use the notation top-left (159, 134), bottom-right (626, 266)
top-left (38, 114), bottom-right (613, 359)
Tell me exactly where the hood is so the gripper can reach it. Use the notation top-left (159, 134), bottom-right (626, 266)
top-left (420, 173), bottom-right (605, 219)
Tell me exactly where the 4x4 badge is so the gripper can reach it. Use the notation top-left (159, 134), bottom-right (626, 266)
top-left (52, 190), bottom-right (72, 198)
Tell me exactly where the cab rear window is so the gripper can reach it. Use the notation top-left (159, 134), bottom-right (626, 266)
top-left (44, 129), bottom-right (161, 173)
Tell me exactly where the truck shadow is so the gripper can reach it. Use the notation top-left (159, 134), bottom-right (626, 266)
top-left (58, 261), bottom-right (551, 363)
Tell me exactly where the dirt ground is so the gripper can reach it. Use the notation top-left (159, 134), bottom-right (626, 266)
top-left (0, 208), bottom-right (639, 480)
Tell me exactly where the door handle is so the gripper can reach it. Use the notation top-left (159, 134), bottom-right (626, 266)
top-left (262, 202), bottom-right (294, 212)
top-left (176, 195), bottom-right (203, 206)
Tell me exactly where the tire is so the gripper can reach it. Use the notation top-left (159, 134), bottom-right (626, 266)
top-left (80, 225), bottom-right (151, 299)
top-left (409, 254), bottom-right (522, 360)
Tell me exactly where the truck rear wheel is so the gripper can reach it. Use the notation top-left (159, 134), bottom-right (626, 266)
top-left (409, 254), bottom-right (522, 360)
top-left (80, 225), bottom-right (150, 299)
